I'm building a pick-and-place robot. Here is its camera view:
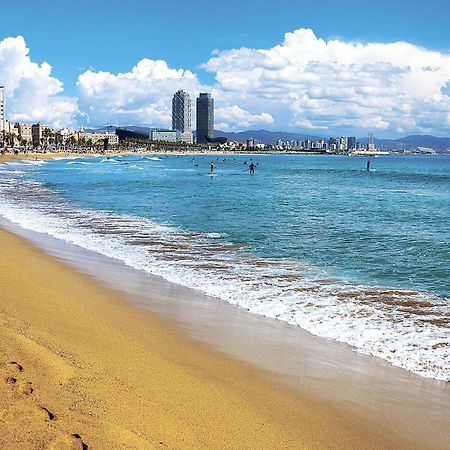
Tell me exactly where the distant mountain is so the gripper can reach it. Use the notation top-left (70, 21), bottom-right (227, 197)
top-left (88, 126), bottom-right (450, 153)
top-left (373, 135), bottom-right (450, 152)
top-left (216, 130), bottom-right (450, 153)
top-left (214, 129), bottom-right (323, 144)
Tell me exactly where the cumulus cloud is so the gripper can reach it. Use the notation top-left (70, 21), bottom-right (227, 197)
top-left (215, 105), bottom-right (273, 131)
top-left (203, 28), bottom-right (450, 135)
top-left (0, 36), bottom-right (77, 128)
top-left (77, 58), bottom-right (274, 131)
top-left (2, 31), bottom-right (450, 136)
top-left (77, 59), bottom-right (202, 126)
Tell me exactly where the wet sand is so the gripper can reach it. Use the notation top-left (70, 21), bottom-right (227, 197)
top-left (0, 226), bottom-right (414, 449)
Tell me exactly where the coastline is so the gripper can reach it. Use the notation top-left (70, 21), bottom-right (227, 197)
top-left (0, 226), bottom-right (407, 449)
top-left (1, 153), bottom-right (449, 448)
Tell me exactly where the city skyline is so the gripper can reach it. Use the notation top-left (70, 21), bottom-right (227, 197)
top-left (0, 1), bottom-right (450, 138)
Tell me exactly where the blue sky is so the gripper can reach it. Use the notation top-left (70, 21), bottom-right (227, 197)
top-left (1, 0), bottom-right (450, 137)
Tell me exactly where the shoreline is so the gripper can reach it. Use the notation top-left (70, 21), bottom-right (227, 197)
top-left (0, 226), bottom-right (408, 449)
top-left (1, 153), bottom-right (449, 448)
top-left (0, 221), bottom-right (449, 448)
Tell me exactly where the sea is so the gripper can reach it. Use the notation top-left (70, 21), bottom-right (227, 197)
top-left (0, 153), bottom-right (449, 380)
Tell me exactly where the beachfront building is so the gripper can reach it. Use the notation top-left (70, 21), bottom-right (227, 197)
top-left (0, 121), bottom-right (19, 146)
top-left (57, 128), bottom-right (76, 144)
top-left (77, 129), bottom-right (119, 146)
top-left (32, 123), bottom-right (48, 147)
top-left (196, 93), bottom-right (214, 144)
top-left (150, 129), bottom-right (180, 142)
top-left (172, 90), bottom-right (193, 144)
top-left (0, 85), bottom-right (5, 133)
top-left (15, 123), bottom-right (32, 144)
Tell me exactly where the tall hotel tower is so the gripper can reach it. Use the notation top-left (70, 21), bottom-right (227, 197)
top-left (196, 93), bottom-right (214, 144)
top-left (0, 86), bottom-right (5, 132)
top-left (172, 90), bottom-right (193, 143)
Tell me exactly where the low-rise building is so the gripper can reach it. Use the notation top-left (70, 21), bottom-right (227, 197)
top-left (77, 130), bottom-right (119, 146)
top-left (15, 123), bottom-right (32, 144)
top-left (150, 130), bottom-right (180, 142)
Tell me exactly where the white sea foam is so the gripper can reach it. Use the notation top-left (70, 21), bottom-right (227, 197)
top-left (0, 176), bottom-right (448, 381)
top-left (67, 161), bottom-right (93, 165)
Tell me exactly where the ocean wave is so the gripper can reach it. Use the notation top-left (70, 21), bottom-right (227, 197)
top-left (0, 174), bottom-right (448, 381)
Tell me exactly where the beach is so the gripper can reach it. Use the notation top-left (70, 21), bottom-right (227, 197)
top-left (1, 153), bottom-right (449, 449)
top-left (0, 225), bottom-right (414, 449)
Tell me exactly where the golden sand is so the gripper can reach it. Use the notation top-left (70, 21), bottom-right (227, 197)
top-left (0, 227), bottom-right (406, 449)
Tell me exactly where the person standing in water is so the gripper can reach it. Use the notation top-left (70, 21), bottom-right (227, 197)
top-left (210, 161), bottom-right (215, 174)
top-left (249, 162), bottom-right (255, 175)
top-left (367, 159), bottom-right (371, 172)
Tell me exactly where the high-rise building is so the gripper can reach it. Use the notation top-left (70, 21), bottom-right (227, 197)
top-left (0, 85), bottom-right (5, 132)
top-left (347, 136), bottom-right (357, 151)
top-left (367, 133), bottom-right (375, 151)
top-left (172, 90), bottom-right (192, 143)
top-left (339, 136), bottom-right (348, 151)
top-left (196, 93), bottom-right (214, 144)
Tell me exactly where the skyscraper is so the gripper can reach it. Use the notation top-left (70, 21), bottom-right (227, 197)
top-left (172, 90), bottom-right (192, 143)
top-left (347, 136), bottom-right (357, 151)
top-left (196, 93), bottom-right (214, 144)
top-left (367, 133), bottom-right (375, 151)
top-left (0, 86), bottom-right (5, 132)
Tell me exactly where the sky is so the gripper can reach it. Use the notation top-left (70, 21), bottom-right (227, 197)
top-left (0, 0), bottom-right (449, 138)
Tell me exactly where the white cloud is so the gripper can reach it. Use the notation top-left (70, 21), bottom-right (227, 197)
top-left (0, 36), bottom-right (77, 128)
top-left (2, 31), bottom-right (450, 136)
top-left (77, 58), bottom-right (274, 131)
top-left (215, 105), bottom-right (273, 131)
top-left (203, 28), bottom-right (450, 135)
top-left (77, 59), bottom-right (202, 127)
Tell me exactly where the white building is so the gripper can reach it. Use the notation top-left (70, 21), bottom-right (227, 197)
top-left (150, 130), bottom-right (180, 142)
top-left (172, 90), bottom-right (193, 143)
top-left (78, 129), bottom-right (119, 146)
top-left (0, 86), bottom-right (5, 132)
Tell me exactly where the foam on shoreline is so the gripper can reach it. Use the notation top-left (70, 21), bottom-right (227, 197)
top-left (0, 158), bottom-right (449, 381)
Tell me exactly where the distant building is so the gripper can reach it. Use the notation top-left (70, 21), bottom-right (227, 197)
top-left (15, 123), bottom-right (32, 144)
top-left (347, 136), bottom-right (357, 151)
top-left (339, 136), bottom-right (348, 151)
top-left (57, 128), bottom-right (76, 144)
top-left (0, 85), bottom-right (5, 132)
top-left (196, 93), bottom-right (214, 144)
top-left (172, 90), bottom-right (193, 143)
top-left (32, 123), bottom-right (46, 146)
top-left (77, 130), bottom-right (119, 146)
top-left (116, 128), bottom-right (149, 142)
top-left (150, 129), bottom-right (180, 142)
top-left (367, 133), bottom-right (375, 151)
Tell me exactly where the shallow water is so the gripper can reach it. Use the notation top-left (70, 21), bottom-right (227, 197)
top-left (0, 153), bottom-right (449, 380)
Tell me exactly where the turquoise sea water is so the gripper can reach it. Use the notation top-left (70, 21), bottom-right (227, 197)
top-left (0, 154), bottom-right (449, 379)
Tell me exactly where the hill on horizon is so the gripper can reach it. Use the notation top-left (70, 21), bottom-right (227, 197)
top-left (91, 126), bottom-right (450, 153)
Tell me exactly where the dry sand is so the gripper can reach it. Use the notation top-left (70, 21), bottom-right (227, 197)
top-left (0, 227), bottom-right (408, 449)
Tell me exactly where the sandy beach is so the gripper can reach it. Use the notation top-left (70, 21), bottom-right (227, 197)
top-left (1, 153), bottom-right (449, 449)
top-left (0, 226), bottom-right (413, 449)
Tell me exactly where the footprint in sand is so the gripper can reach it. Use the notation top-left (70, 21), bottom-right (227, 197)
top-left (5, 361), bottom-right (23, 372)
top-left (35, 406), bottom-right (56, 421)
top-left (4, 375), bottom-right (17, 385)
top-left (48, 433), bottom-right (88, 450)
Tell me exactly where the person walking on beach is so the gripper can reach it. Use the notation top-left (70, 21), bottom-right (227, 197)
top-left (210, 161), bottom-right (215, 174)
top-left (367, 159), bottom-right (371, 172)
top-left (249, 162), bottom-right (256, 175)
